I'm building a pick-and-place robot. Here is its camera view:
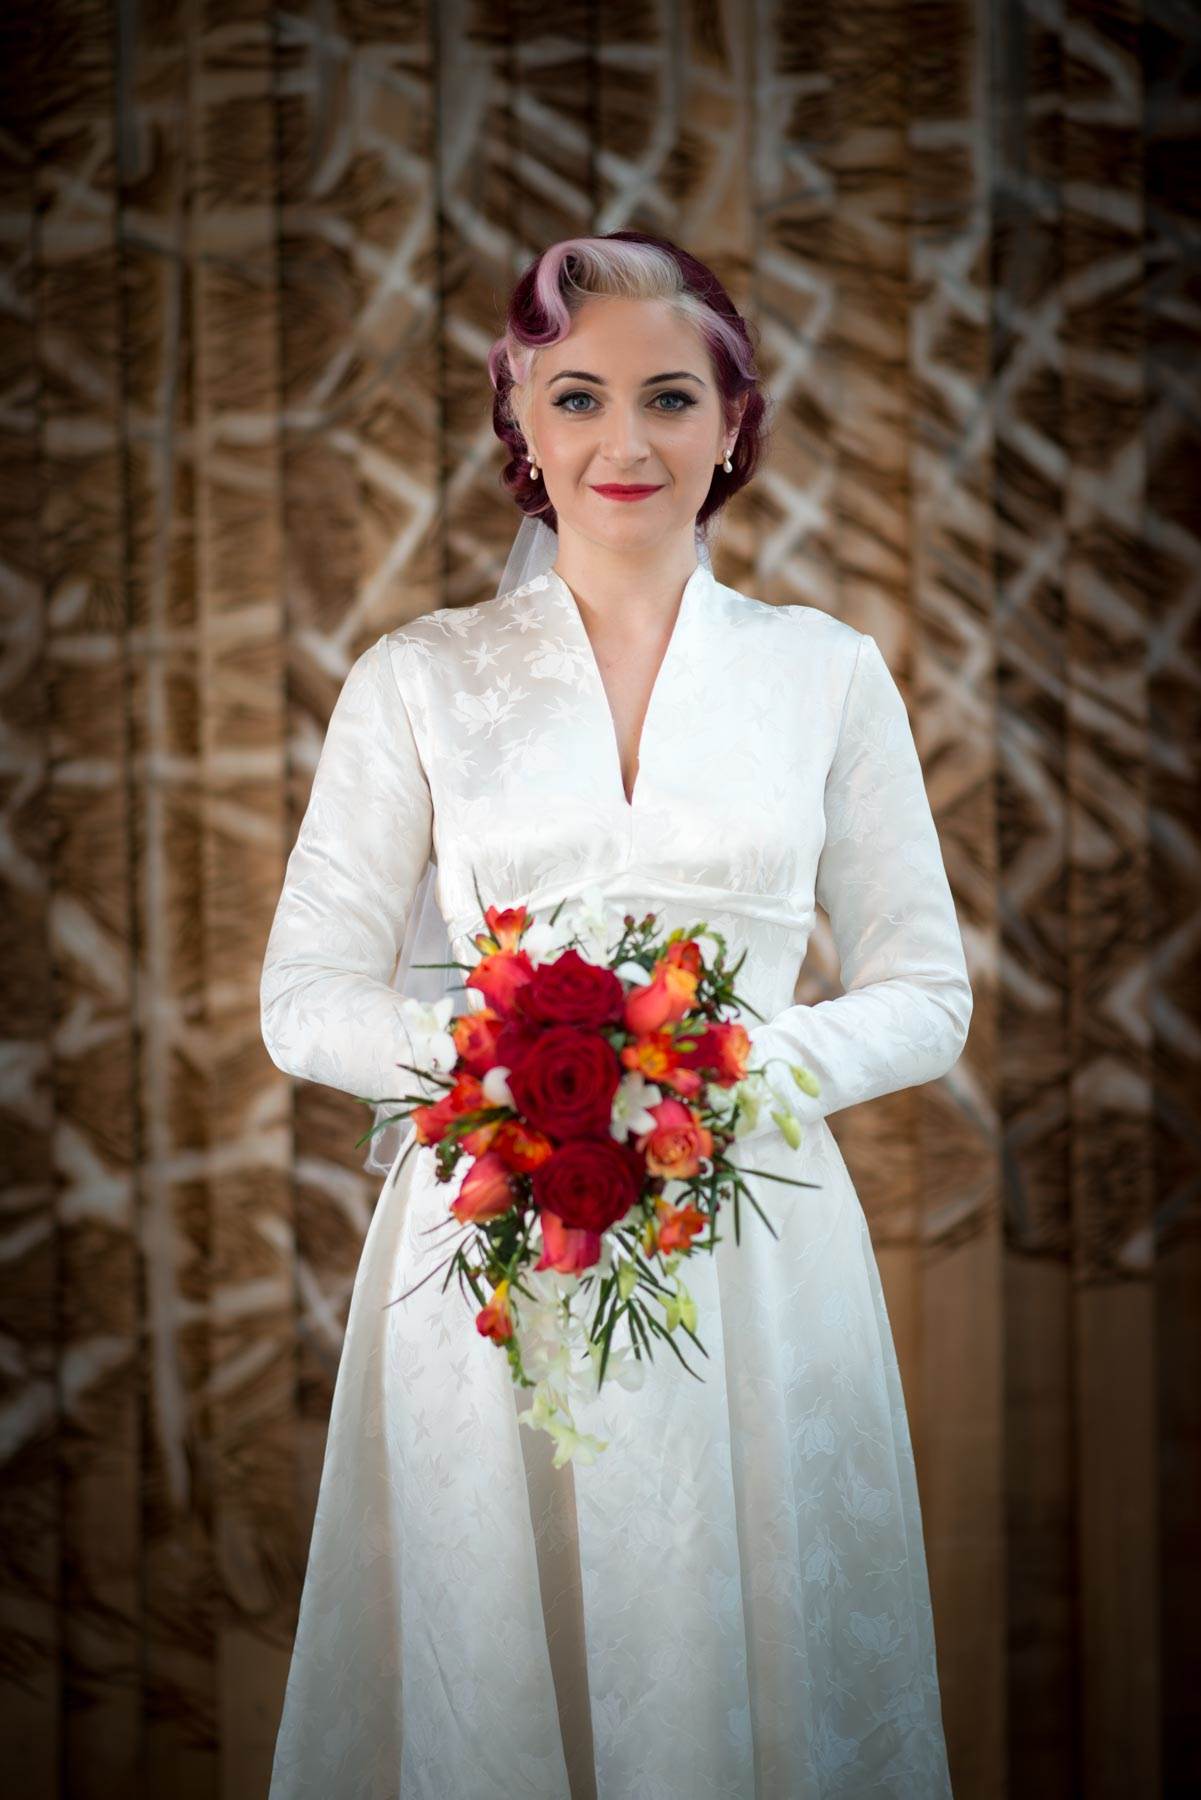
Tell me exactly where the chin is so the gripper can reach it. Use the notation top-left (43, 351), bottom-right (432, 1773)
top-left (558, 494), bottom-right (699, 550)
top-left (566, 508), bottom-right (659, 538)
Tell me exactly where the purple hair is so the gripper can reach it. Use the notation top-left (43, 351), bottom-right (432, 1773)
top-left (487, 231), bottom-right (770, 534)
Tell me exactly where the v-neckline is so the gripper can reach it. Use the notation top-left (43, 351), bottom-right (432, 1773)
top-left (547, 561), bottom-right (708, 812)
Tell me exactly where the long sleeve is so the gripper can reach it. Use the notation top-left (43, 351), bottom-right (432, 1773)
top-left (260, 634), bottom-right (435, 1103)
top-left (746, 631), bottom-right (972, 1134)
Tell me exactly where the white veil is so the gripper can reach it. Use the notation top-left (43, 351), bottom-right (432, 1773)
top-left (362, 511), bottom-right (717, 1176)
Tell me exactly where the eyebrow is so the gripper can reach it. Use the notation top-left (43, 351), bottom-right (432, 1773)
top-left (545, 369), bottom-right (706, 388)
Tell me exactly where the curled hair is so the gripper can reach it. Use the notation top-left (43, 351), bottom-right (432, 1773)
top-left (487, 231), bottom-right (770, 534)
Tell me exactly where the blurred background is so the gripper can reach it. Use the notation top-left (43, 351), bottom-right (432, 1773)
top-left (1, 1), bottom-right (1198, 1795)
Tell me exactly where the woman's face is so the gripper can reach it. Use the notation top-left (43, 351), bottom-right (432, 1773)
top-left (520, 295), bottom-right (744, 558)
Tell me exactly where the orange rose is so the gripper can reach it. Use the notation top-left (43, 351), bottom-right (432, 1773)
top-left (624, 959), bottom-right (698, 1034)
top-left (452, 1008), bottom-right (506, 1075)
top-left (411, 1071), bottom-right (486, 1146)
top-left (476, 1276), bottom-right (514, 1342)
top-left (663, 937), bottom-right (704, 975)
top-left (635, 1096), bottom-right (712, 1180)
top-left (466, 948), bottom-right (534, 1017)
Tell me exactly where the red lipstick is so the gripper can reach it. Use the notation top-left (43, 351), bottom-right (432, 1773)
top-left (591, 483), bottom-right (665, 503)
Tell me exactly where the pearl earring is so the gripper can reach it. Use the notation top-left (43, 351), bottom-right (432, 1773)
top-left (722, 449), bottom-right (733, 473)
top-left (528, 456), bottom-right (540, 480)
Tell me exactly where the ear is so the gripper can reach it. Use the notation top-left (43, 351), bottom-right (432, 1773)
top-left (723, 392), bottom-right (748, 448)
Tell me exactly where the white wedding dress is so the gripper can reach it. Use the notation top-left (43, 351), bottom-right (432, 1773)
top-left (260, 560), bottom-right (972, 1799)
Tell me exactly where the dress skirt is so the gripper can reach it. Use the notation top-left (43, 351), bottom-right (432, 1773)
top-left (268, 1111), bottom-right (955, 1800)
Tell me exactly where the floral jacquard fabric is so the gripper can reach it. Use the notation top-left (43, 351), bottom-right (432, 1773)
top-left (260, 562), bottom-right (971, 1799)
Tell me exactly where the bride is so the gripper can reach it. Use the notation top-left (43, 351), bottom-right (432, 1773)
top-left (260, 230), bottom-right (971, 1799)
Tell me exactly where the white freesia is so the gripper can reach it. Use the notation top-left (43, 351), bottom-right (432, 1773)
top-left (511, 1229), bottom-right (647, 1467)
top-left (519, 883), bottom-right (628, 967)
top-left (518, 1310), bottom-right (593, 1404)
top-left (520, 1259), bottom-right (583, 1304)
top-left (513, 1262), bottom-right (641, 1401)
top-left (514, 1308), bottom-right (600, 1425)
top-left (720, 1070), bottom-right (775, 1138)
top-left (515, 1384), bottom-right (608, 1469)
top-left (610, 1069), bottom-right (663, 1141)
top-left (585, 1336), bottom-right (646, 1393)
top-left (397, 995), bottom-right (457, 1091)
top-left (481, 1064), bottom-right (513, 1107)
top-left (516, 914), bottom-right (578, 964)
top-left (514, 1248), bottom-right (598, 1409)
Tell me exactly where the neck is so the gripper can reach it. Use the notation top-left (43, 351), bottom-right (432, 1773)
top-left (550, 524), bottom-right (702, 626)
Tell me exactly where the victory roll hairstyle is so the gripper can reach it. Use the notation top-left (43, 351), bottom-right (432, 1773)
top-left (487, 231), bottom-right (770, 535)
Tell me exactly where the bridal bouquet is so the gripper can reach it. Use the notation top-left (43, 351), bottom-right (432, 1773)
top-left (361, 886), bottom-right (820, 1467)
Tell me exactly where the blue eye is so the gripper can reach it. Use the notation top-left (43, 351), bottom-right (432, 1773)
top-left (552, 390), bottom-right (698, 415)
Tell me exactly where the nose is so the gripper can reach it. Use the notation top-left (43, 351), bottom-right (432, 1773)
top-left (601, 401), bottom-right (651, 469)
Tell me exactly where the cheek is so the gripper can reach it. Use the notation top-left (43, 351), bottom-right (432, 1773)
top-left (668, 412), bottom-right (720, 456)
top-left (541, 419), bottom-right (588, 464)
top-left (670, 427), bottom-right (720, 480)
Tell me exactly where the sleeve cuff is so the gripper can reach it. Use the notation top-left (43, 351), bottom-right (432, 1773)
top-left (743, 1020), bottom-right (826, 1137)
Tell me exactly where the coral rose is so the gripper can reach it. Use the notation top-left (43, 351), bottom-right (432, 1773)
top-left (635, 1096), bottom-right (713, 1180)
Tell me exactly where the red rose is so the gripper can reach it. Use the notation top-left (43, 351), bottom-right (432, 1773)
top-left (507, 1025), bottom-right (622, 1141)
top-left (494, 1014), bottom-right (543, 1072)
top-left (532, 1136), bottom-right (643, 1235)
top-left (672, 1018), bottom-right (751, 1086)
top-left (516, 947), bottom-right (625, 1029)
